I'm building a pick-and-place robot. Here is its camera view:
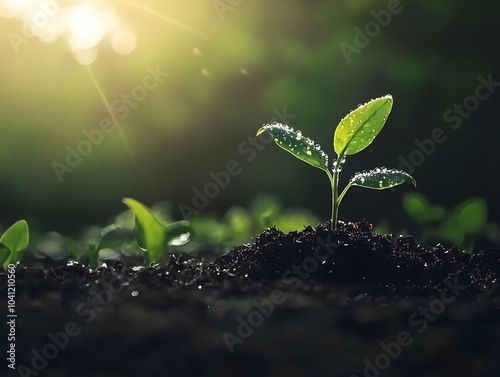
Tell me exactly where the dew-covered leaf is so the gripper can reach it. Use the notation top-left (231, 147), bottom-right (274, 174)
top-left (123, 198), bottom-right (166, 263)
top-left (349, 168), bottom-right (416, 190)
top-left (257, 123), bottom-right (329, 172)
top-left (334, 95), bottom-right (393, 156)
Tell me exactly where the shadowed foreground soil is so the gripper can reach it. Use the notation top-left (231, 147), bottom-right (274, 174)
top-left (1, 221), bottom-right (500, 377)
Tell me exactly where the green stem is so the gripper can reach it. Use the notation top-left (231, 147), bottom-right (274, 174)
top-left (326, 169), bottom-right (335, 229)
top-left (329, 154), bottom-right (348, 230)
top-left (337, 183), bottom-right (352, 206)
top-left (329, 160), bottom-right (340, 230)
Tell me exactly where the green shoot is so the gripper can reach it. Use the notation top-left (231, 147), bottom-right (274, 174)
top-left (86, 224), bottom-right (121, 270)
top-left (66, 238), bottom-right (81, 262)
top-left (123, 198), bottom-right (193, 263)
top-left (257, 95), bottom-right (416, 229)
top-left (0, 220), bottom-right (30, 270)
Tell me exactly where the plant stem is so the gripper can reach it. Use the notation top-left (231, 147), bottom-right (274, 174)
top-left (337, 183), bottom-right (352, 206)
top-left (330, 153), bottom-right (348, 230)
top-left (332, 170), bottom-right (340, 230)
top-left (327, 164), bottom-right (339, 230)
top-left (326, 170), bottom-right (335, 229)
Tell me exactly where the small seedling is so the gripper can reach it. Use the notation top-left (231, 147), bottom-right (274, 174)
top-left (0, 220), bottom-right (29, 270)
top-left (123, 198), bottom-right (193, 263)
top-left (403, 192), bottom-right (488, 251)
top-left (85, 224), bottom-right (122, 270)
top-left (257, 95), bottom-right (416, 229)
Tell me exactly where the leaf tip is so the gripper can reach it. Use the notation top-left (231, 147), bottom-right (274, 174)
top-left (256, 127), bottom-right (266, 136)
top-left (17, 220), bottom-right (29, 229)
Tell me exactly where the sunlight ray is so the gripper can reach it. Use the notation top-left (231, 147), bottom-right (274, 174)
top-left (86, 65), bottom-right (135, 161)
top-left (119, 0), bottom-right (208, 40)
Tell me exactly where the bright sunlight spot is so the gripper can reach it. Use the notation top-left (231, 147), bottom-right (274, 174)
top-left (110, 29), bottom-right (137, 55)
top-left (0, 0), bottom-right (136, 65)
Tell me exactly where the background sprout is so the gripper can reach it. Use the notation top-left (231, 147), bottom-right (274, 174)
top-left (0, 220), bottom-right (29, 270)
top-left (85, 224), bottom-right (121, 270)
top-left (257, 95), bottom-right (416, 229)
top-left (123, 198), bottom-right (193, 263)
top-left (402, 193), bottom-right (488, 251)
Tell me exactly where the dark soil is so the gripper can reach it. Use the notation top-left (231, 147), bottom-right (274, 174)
top-left (2, 221), bottom-right (500, 377)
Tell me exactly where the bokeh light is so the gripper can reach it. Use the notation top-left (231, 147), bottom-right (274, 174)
top-left (0, 0), bottom-right (136, 64)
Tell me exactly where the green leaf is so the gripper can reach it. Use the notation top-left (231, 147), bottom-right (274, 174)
top-left (455, 198), bottom-right (488, 234)
top-left (86, 244), bottom-right (99, 270)
top-left (66, 238), bottom-right (81, 262)
top-left (402, 192), bottom-right (446, 224)
top-left (165, 220), bottom-right (194, 247)
top-left (0, 220), bottom-right (29, 267)
top-left (437, 198), bottom-right (488, 249)
top-left (85, 224), bottom-right (121, 269)
top-left (257, 123), bottom-right (329, 172)
top-left (123, 198), bottom-right (166, 263)
top-left (349, 168), bottom-right (416, 190)
top-left (0, 243), bottom-right (12, 270)
top-left (251, 195), bottom-right (282, 229)
top-left (334, 95), bottom-right (393, 156)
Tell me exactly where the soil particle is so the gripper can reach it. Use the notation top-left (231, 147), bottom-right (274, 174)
top-left (2, 221), bottom-right (500, 377)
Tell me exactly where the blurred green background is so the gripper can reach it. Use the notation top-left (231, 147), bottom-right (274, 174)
top-left (0, 0), bottom-right (499, 239)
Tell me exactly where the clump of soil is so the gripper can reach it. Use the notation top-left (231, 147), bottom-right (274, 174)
top-left (2, 221), bottom-right (500, 377)
top-left (211, 220), bottom-right (500, 296)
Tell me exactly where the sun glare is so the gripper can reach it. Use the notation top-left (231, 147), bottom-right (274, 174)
top-left (0, 0), bottom-right (136, 65)
top-left (66, 2), bottom-right (115, 51)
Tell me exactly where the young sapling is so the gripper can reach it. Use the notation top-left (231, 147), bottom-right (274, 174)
top-left (257, 95), bottom-right (416, 229)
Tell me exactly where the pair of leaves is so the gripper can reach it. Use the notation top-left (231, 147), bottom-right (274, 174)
top-left (123, 198), bottom-right (193, 263)
top-left (256, 95), bottom-right (415, 193)
top-left (0, 220), bottom-right (29, 270)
